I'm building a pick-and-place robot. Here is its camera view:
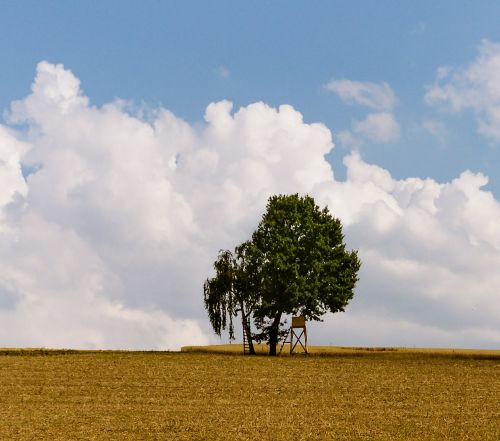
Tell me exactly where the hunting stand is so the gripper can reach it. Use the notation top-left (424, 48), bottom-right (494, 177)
top-left (279, 316), bottom-right (308, 355)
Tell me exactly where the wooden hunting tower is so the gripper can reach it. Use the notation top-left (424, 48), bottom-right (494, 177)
top-left (279, 316), bottom-right (308, 355)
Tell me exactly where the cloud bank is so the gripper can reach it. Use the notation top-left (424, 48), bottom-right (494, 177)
top-left (0, 62), bottom-right (498, 349)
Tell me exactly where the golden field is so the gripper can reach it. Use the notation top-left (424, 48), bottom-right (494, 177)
top-left (182, 343), bottom-right (500, 359)
top-left (0, 347), bottom-right (499, 440)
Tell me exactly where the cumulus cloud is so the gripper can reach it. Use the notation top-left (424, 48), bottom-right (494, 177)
top-left (425, 39), bottom-right (500, 141)
top-left (313, 154), bottom-right (500, 348)
top-left (0, 62), bottom-right (333, 349)
top-left (325, 79), bottom-right (396, 111)
top-left (0, 126), bottom-right (28, 228)
top-left (0, 62), bottom-right (498, 349)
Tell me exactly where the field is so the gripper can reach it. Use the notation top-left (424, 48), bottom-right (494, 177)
top-left (0, 347), bottom-right (499, 440)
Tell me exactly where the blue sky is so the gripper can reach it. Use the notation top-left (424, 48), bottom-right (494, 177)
top-left (1, 2), bottom-right (499, 349)
top-left (3, 1), bottom-right (500, 193)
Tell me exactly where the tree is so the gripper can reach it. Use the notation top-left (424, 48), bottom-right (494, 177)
top-left (249, 194), bottom-right (361, 355)
top-left (204, 193), bottom-right (361, 356)
top-left (203, 242), bottom-right (261, 355)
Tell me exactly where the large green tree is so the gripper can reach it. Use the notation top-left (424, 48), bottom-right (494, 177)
top-left (250, 194), bottom-right (360, 355)
top-left (204, 194), bottom-right (361, 356)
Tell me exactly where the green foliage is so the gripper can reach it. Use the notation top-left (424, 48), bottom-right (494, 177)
top-left (203, 250), bottom-right (238, 339)
top-left (204, 193), bottom-right (361, 355)
top-left (203, 244), bottom-right (260, 353)
top-left (250, 194), bottom-right (360, 354)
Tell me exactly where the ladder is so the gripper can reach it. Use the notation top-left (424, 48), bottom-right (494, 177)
top-left (242, 317), bottom-right (250, 355)
top-left (278, 328), bottom-right (289, 355)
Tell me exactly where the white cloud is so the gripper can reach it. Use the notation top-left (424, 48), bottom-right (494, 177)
top-left (326, 79), bottom-right (400, 147)
top-left (0, 62), bottom-right (499, 350)
top-left (352, 112), bottom-right (400, 143)
top-left (314, 154), bottom-right (500, 347)
top-left (325, 79), bottom-right (396, 111)
top-left (336, 112), bottom-right (400, 147)
top-left (0, 126), bottom-right (28, 228)
top-left (425, 39), bottom-right (500, 141)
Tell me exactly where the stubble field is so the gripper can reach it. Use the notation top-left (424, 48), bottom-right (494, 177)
top-left (0, 347), bottom-right (498, 440)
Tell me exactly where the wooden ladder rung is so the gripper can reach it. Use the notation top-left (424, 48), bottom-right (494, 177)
top-left (242, 317), bottom-right (250, 355)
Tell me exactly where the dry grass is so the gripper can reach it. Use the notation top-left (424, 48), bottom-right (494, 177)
top-left (0, 348), bottom-right (499, 440)
top-left (181, 343), bottom-right (500, 359)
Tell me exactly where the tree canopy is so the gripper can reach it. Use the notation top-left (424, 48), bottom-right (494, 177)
top-left (204, 194), bottom-right (361, 355)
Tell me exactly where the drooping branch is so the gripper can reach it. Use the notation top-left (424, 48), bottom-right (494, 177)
top-left (204, 250), bottom-right (238, 339)
top-left (203, 248), bottom-right (258, 353)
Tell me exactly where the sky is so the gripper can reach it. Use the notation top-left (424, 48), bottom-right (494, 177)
top-left (0, 1), bottom-right (499, 349)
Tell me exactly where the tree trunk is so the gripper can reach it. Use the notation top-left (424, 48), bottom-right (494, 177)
top-left (240, 301), bottom-right (255, 355)
top-left (268, 311), bottom-right (282, 356)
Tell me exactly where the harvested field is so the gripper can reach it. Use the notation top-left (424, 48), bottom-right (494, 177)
top-left (181, 343), bottom-right (500, 359)
top-left (0, 348), bottom-right (499, 440)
